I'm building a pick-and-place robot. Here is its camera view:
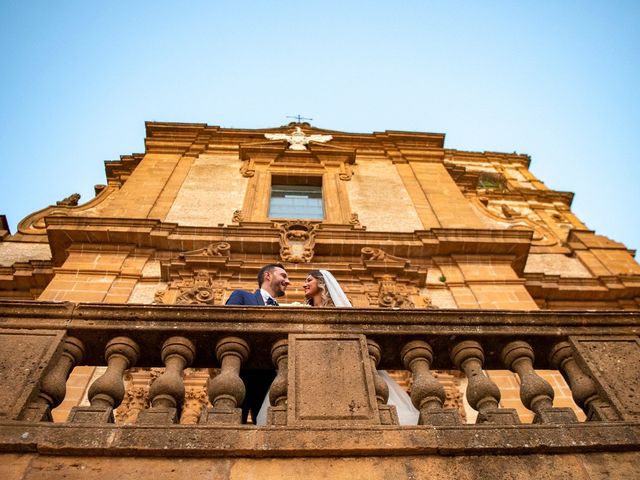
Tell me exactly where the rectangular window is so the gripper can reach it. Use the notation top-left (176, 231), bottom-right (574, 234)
top-left (269, 184), bottom-right (324, 219)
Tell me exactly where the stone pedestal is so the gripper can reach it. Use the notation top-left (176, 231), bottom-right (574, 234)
top-left (287, 334), bottom-right (383, 426)
top-left (534, 407), bottom-right (578, 424)
top-left (200, 407), bottom-right (243, 425)
top-left (420, 409), bottom-right (461, 426)
top-left (20, 404), bottom-right (52, 422)
top-left (137, 407), bottom-right (178, 424)
top-left (68, 405), bottom-right (114, 423)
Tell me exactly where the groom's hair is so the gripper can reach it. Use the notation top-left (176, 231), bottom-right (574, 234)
top-left (257, 263), bottom-right (286, 286)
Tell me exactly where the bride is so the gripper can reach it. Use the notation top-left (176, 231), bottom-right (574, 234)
top-left (255, 269), bottom-right (419, 425)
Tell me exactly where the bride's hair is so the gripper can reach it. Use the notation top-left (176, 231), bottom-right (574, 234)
top-left (307, 270), bottom-right (335, 307)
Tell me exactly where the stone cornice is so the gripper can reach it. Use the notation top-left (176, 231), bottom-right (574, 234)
top-left (0, 421), bottom-right (638, 457)
top-left (524, 272), bottom-right (640, 301)
top-left (444, 149), bottom-right (531, 168)
top-left (0, 260), bottom-right (54, 299)
top-left (43, 216), bottom-right (533, 271)
top-left (473, 188), bottom-right (575, 207)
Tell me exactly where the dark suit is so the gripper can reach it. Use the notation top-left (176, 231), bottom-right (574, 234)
top-left (225, 289), bottom-right (265, 306)
top-left (225, 289), bottom-right (276, 423)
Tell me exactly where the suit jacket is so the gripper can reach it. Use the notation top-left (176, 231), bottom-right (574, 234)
top-left (225, 289), bottom-right (265, 306)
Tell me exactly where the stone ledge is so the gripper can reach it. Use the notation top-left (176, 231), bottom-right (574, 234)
top-left (0, 422), bottom-right (638, 457)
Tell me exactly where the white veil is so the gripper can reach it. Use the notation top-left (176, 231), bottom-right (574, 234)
top-left (319, 269), bottom-right (352, 307)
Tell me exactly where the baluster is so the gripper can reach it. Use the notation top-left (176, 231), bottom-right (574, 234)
top-left (451, 339), bottom-right (520, 424)
top-left (367, 338), bottom-right (398, 425)
top-left (502, 340), bottom-right (577, 423)
top-left (138, 336), bottom-right (195, 424)
top-left (266, 339), bottom-right (288, 425)
top-left (201, 336), bottom-right (249, 424)
top-left (401, 340), bottom-right (460, 425)
top-left (21, 336), bottom-right (85, 422)
top-left (69, 336), bottom-right (140, 423)
top-left (549, 341), bottom-right (618, 421)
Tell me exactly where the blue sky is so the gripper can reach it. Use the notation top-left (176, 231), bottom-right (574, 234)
top-left (1, 1), bottom-right (638, 251)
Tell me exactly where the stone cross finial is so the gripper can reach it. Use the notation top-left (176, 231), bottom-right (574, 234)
top-left (265, 126), bottom-right (332, 151)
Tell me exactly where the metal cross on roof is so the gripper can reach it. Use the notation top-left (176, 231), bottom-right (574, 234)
top-left (286, 114), bottom-right (313, 124)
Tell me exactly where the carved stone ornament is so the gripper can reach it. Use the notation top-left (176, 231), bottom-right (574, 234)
top-left (474, 198), bottom-right (560, 247)
top-left (239, 159), bottom-right (255, 177)
top-left (375, 275), bottom-right (415, 309)
top-left (175, 270), bottom-right (222, 305)
top-left (501, 204), bottom-right (520, 219)
top-left (278, 221), bottom-right (318, 263)
top-left (339, 163), bottom-right (354, 181)
top-left (180, 387), bottom-right (209, 424)
top-left (349, 213), bottom-right (362, 228)
top-left (361, 247), bottom-right (407, 264)
top-left (153, 288), bottom-right (167, 304)
top-left (232, 210), bottom-right (244, 223)
top-left (56, 193), bottom-right (81, 206)
top-left (114, 386), bottom-right (149, 424)
top-left (265, 126), bottom-right (333, 151)
top-left (178, 242), bottom-right (231, 259)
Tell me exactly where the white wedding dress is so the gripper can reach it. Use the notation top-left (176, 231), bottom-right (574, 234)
top-left (255, 270), bottom-right (419, 425)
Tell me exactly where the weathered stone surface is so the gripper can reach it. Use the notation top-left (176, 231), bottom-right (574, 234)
top-left (3, 420), bottom-right (638, 457)
top-left (165, 153), bottom-right (248, 227)
top-left (0, 330), bottom-right (64, 420)
top-left (348, 159), bottom-right (423, 232)
top-left (571, 336), bottom-right (640, 420)
top-left (1, 450), bottom-right (640, 480)
top-left (0, 242), bottom-right (52, 267)
top-left (288, 334), bottom-right (379, 425)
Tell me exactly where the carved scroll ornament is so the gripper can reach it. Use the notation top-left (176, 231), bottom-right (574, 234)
top-left (232, 210), bottom-right (244, 223)
top-left (179, 242), bottom-right (231, 259)
top-left (239, 160), bottom-right (255, 178)
top-left (349, 213), bottom-right (362, 228)
top-left (56, 193), bottom-right (81, 206)
top-left (278, 221), bottom-right (318, 263)
top-left (361, 247), bottom-right (407, 264)
top-left (175, 270), bottom-right (223, 305)
top-left (375, 275), bottom-right (415, 309)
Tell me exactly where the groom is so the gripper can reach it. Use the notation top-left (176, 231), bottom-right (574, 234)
top-left (226, 263), bottom-right (290, 306)
top-left (225, 263), bottom-right (290, 423)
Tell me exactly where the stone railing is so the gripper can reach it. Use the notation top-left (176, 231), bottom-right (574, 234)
top-left (0, 300), bottom-right (639, 457)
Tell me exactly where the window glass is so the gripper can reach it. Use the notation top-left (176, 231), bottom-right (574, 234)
top-left (269, 185), bottom-right (323, 219)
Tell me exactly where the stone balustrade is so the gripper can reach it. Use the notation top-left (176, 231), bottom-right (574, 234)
top-left (0, 301), bottom-right (638, 456)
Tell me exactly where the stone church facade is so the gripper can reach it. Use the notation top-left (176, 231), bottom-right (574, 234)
top-left (0, 122), bottom-right (638, 478)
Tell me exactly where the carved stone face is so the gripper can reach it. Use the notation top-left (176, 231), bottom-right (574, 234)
top-left (265, 267), bottom-right (290, 298)
top-left (302, 275), bottom-right (319, 300)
